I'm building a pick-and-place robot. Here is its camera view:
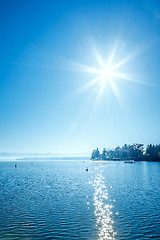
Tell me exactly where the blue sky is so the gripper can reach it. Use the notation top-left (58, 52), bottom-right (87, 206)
top-left (1, 0), bottom-right (160, 154)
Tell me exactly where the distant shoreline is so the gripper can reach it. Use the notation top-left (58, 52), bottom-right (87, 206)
top-left (16, 156), bottom-right (90, 161)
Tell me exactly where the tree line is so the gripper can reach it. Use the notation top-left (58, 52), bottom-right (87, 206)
top-left (91, 143), bottom-right (160, 161)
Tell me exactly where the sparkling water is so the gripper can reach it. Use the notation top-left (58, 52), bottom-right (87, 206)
top-left (0, 160), bottom-right (160, 239)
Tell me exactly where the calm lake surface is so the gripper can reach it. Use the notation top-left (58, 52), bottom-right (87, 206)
top-left (0, 160), bottom-right (160, 240)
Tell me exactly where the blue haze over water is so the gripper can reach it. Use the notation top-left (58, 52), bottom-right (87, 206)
top-left (0, 160), bottom-right (160, 239)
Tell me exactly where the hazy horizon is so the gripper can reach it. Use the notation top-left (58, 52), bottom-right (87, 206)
top-left (0, 152), bottom-right (90, 157)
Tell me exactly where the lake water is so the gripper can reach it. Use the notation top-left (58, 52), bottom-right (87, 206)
top-left (0, 160), bottom-right (160, 240)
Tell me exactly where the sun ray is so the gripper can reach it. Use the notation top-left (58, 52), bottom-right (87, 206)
top-left (93, 50), bottom-right (106, 69)
top-left (84, 38), bottom-right (107, 69)
top-left (58, 57), bottom-right (101, 73)
top-left (75, 75), bottom-right (102, 95)
top-left (112, 72), bottom-right (160, 87)
top-left (108, 77), bottom-right (127, 117)
top-left (107, 40), bottom-right (120, 69)
top-left (15, 55), bottom-right (101, 74)
top-left (112, 46), bottom-right (145, 71)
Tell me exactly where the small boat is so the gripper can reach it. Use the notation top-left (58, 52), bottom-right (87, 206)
top-left (124, 160), bottom-right (135, 163)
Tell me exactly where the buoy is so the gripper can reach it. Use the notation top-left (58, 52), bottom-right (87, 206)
top-left (15, 164), bottom-right (17, 168)
top-left (86, 168), bottom-right (88, 171)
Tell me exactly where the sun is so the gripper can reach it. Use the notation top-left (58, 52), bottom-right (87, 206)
top-left (52, 40), bottom-right (147, 111)
top-left (101, 66), bottom-right (114, 83)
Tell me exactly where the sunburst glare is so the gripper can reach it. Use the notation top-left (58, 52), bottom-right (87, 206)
top-left (100, 66), bottom-right (114, 87)
top-left (18, 39), bottom-right (153, 117)
top-left (56, 40), bottom-right (154, 119)
top-left (56, 40), bottom-right (148, 115)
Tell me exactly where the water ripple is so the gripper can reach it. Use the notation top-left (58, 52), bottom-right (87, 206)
top-left (0, 161), bottom-right (160, 239)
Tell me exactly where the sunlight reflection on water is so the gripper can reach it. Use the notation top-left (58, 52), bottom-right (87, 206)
top-left (0, 161), bottom-right (160, 239)
top-left (93, 165), bottom-right (117, 240)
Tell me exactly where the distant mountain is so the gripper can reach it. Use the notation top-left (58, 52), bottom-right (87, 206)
top-left (0, 152), bottom-right (90, 158)
top-left (17, 156), bottom-right (90, 161)
top-left (0, 152), bottom-right (56, 157)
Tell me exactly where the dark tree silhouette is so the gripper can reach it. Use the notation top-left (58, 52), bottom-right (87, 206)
top-left (91, 143), bottom-right (160, 161)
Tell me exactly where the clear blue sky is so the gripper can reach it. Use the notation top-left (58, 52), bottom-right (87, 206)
top-left (1, 0), bottom-right (160, 154)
